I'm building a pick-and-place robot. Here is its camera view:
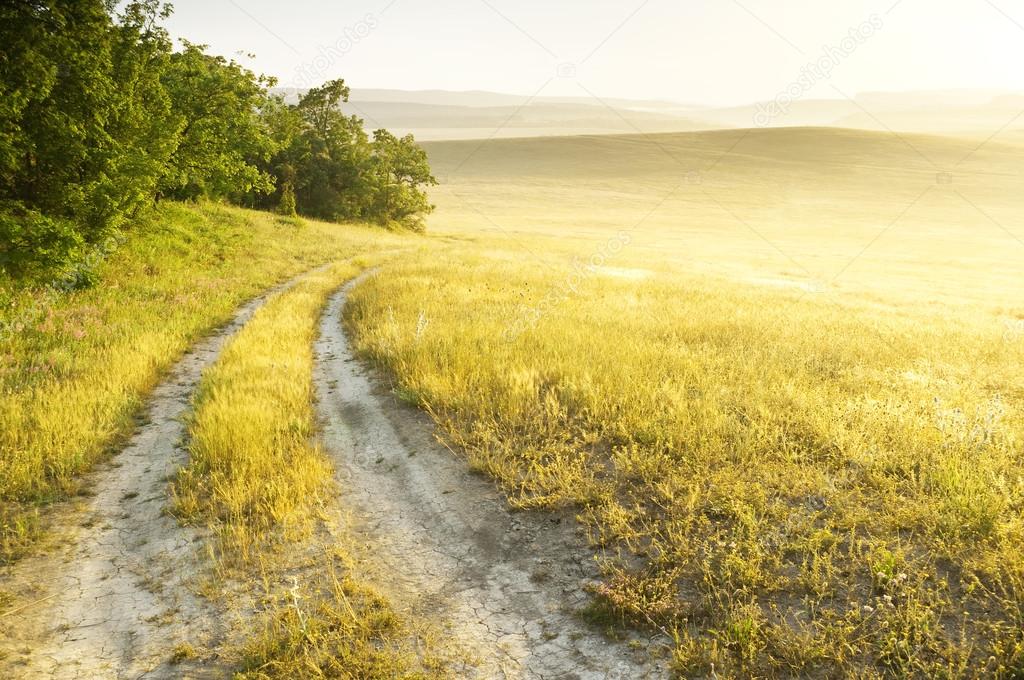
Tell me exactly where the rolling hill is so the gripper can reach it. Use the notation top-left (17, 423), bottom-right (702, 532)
top-left (421, 127), bottom-right (1024, 310)
top-left (271, 87), bottom-right (1024, 140)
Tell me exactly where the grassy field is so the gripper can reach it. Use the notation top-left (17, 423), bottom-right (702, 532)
top-left (342, 128), bottom-right (1024, 677)
top-left (423, 128), bottom-right (1024, 311)
top-left (2, 125), bottom-right (1021, 676)
top-left (0, 203), bottom-right (404, 561)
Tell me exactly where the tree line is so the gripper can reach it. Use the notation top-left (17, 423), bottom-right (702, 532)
top-left (0, 0), bottom-right (436, 280)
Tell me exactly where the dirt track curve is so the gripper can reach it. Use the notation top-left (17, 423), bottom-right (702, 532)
top-left (314, 272), bottom-right (668, 679)
top-left (0, 275), bottom-right (306, 679)
top-left (0, 267), bottom-right (667, 679)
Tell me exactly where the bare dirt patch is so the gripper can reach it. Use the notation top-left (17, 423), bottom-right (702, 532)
top-left (314, 273), bottom-right (669, 679)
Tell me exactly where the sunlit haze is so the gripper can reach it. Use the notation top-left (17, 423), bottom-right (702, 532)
top-left (163, 0), bottom-right (1024, 105)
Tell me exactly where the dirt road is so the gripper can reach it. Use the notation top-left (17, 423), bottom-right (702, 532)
top-left (0, 267), bottom-right (666, 679)
top-left (0, 277), bottom-right (305, 679)
top-left (314, 272), bottom-right (667, 679)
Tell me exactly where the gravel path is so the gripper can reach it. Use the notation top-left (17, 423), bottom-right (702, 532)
top-left (314, 272), bottom-right (668, 679)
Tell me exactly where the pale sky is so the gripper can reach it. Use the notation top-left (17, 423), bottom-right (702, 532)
top-left (162, 0), bottom-right (1024, 106)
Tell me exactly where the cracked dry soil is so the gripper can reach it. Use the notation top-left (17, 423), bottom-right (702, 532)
top-left (0, 277), bottom-right (303, 680)
top-left (315, 273), bottom-right (669, 679)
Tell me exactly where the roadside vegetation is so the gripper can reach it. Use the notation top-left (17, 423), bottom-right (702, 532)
top-left (0, 1), bottom-right (434, 282)
top-left (172, 261), bottom-right (443, 678)
top-left (347, 243), bottom-right (1024, 678)
top-left (172, 261), bottom-right (362, 558)
top-left (0, 202), bottom-right (403, 562)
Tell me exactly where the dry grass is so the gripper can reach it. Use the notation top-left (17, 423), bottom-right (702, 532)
top-left (172, 260), bottom-right (441, 677)
top-left (348, 248), bottom-right (1024, 677)
top-left (236, 553), bottom-right (443, 680)
top-left (345, 127), bottom-right (1024, 677)
top-left (0, 202), bottom-right (404, 562)
top-left (172, 261), bottom-right (359, 557)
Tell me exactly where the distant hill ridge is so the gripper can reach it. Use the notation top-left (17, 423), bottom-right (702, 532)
top-left (269, 87), bottom-right (1024, 141)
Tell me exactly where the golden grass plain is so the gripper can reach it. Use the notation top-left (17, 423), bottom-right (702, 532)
top-left (342, 126), bottom-right (1024, 676)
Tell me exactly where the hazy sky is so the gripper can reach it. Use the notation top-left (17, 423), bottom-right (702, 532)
top-left (162, 0), bottom-right (1024, 106)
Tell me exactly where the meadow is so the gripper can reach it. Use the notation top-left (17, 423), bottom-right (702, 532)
top-left (0, 203), bottom-right (403, 561)
top-left (422, 128), bottom-right (1024, 309)
top-left (343, 127), bottom-right (1024, 676)
top-left (1, 125), bottom-right (1021, 678)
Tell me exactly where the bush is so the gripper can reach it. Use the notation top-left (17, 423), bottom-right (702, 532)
top-left (278, 182), bottom-right (297, 216)
top-left (0, 205), bottom-right (84, 281)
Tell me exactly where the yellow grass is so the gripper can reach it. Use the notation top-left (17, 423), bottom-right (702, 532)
top-left (236, 557), bottom-right (442, 679)
top-left (172, 261), bottom-right (362, 555)
top-left (0, 202), bottom-right (404, 561)
top-left (343, 127), bottom-right (1024, 677)
top-left (173, 260), bottom-right (442, 677)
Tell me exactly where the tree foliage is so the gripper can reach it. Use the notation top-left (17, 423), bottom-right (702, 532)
top-left (367, 129), bottom-right (436, 231)
top-left (160, 41), bottom-right (275, 201)
top-left (0, 3), bottom-right (435, 280)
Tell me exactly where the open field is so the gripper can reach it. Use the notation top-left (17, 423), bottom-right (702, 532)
top-left (11, 0), bottom-right (1024, 676)
top-left (1, 126), bottom-right (1022, 678)
top-left (338, 127), bottom-right (1024, 676)
top-left (422, 127), bottom-right (1024, 311)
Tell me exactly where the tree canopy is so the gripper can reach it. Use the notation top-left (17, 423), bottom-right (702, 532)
top-left (0, 1), bottom-right (435, 280)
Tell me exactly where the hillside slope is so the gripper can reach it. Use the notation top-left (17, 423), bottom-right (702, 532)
top-left (0, 204), bottom-right (404, 561)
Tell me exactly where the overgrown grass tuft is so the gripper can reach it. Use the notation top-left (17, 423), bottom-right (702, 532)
top-left (237, 556), bottom-right (441, 679)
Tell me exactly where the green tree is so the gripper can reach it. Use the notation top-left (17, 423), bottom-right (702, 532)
top-left (366, 129), bottom-right (436, 230)
top-left (0, 0), bottom-right (59, 187)
top-left (247, 95), bottom-right (304, 212)
top-left (287, 79), bottom-right (372, 221)
top-left (277, 164), bottom-right (298, 216)
top-left (0, 1), bottom-right (180, 277)
top-left (159, 41), bottom-right (275, 201)
top-left (99, 0), bottom-right (180, 224)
